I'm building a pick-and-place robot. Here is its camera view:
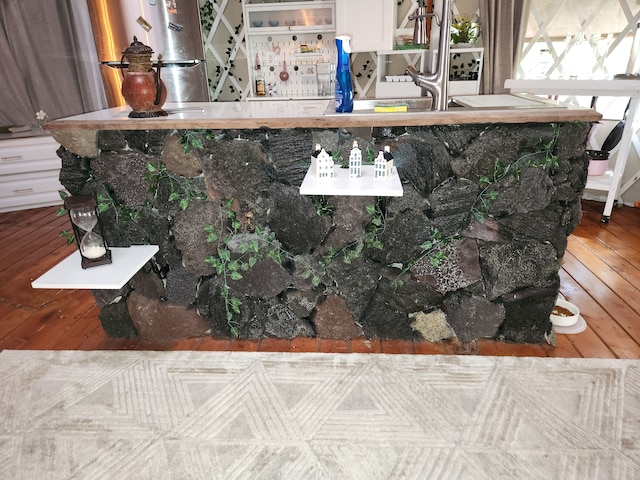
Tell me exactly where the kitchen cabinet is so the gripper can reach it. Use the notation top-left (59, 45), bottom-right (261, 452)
top-left (0, 134), bottom-right (64, 213)
top-left (242, 0), bottom-right (336, 99)
top-left (335, 0), bottom-right (396, 53)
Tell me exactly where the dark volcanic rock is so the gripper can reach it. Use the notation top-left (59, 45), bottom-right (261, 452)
top-left (311, 295), bottom-right (363, 339)
top-left (376, 188), bottom-right (435, 265)
top-left (267, 182), bottom-right (331, 254)
top-left (319, 195), bottom-right (375, 255)
top-left (500, 287), bottom-right (556, 343)
top-left (90, 152), bottom-right (154, 208)
top-left (428, 177), bottom-right (480, 217)
top-left (172, 201), bottom-right (218, 276)
top-left (229, 257), bottom-right (291, 299)
top-left (268, 128), bottom-right (313, 186)
top-left (163, 133), bottom-right (203, 177)
top-left (200, 138), bottom-right (271, 205)
top-left (444, 292), bottom-right (505, 342)
top-left (480, 241), bottom-right (559, 300)
top-left (359, 279), bottom-right (417, 340)
top-left (166, 267), bottom-right (200, 305)
top-left (487, 166), bottom-right (555, 217)
top-left (58, 148), bottom-right (90, 195)
top-left (127, 291), bottom-right (209, 342)
top-left (412, 237), bottom-right (483, 295)
top-left (392, 135), bottom-right (453, 194)
top-left (326, 254), bottom-right (380, 323)
top-left (264, 303), bottom-right (315, 338)
top-left (98, 300), bottom-right (138, 338)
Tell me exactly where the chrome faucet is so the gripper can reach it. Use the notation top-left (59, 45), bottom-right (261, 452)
top-left (405, 0), bottom-right (452, 111)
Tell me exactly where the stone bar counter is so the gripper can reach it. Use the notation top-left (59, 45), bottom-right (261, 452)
top-left (46, 99), bottom-right (600, 344)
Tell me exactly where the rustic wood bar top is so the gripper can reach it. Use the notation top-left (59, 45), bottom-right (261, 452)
top-left (45, 97), bottom-right (600, 131)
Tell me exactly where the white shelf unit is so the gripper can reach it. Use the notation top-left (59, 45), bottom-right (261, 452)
top-left (32, 245), bottom-right (159, 290)
top-left (375, 49), bottom-right (427, 98)
top-left (505, 78), bottom-right (640, 222)
top-left (243, 0), bottom-right (336, 100)
top-left (0, 134), bottom-right (65, 212)
top-left (428, 47), bottom-right (484, 96)
top-left (375, 47), bottom-right (484, 99)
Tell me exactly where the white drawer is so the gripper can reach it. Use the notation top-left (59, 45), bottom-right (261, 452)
top-left (0, 136), bottom-right (60, 175)
top-left (0, 191), bottom-right (63, 213)
top-left (0, 174), bottom-right (64, 199)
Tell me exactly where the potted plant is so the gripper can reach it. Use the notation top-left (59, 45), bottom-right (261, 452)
top-left (451, 15), bottom-right (480, 47)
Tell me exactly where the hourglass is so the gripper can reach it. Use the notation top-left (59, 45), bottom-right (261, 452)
top-left (64, 194), bottom-right (112, 269)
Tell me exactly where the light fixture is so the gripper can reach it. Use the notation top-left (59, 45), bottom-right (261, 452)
top-left (64, 194), bottom-right (112, 269)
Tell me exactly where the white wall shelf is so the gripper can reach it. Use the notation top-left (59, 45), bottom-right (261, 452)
top-left (32, 245), bottom-right (159, 290)
top-left (300, 165), bottom-right (403, 196)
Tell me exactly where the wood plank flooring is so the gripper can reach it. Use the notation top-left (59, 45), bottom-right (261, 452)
top-left (1, 200), bottom-right (639, 357)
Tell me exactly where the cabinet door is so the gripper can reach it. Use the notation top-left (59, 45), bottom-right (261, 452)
top-left (335, 0), bottom-right (395, 52)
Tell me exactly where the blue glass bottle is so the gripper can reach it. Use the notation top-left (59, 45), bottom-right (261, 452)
top-left (335, 36), bottom-right (353, 113)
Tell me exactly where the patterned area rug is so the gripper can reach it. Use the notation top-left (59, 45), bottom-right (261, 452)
top-left (1, 350), bottom-right (639, 479)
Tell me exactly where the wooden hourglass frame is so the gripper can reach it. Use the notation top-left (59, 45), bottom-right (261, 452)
top-left (64, 194), bottom-right (112, 269)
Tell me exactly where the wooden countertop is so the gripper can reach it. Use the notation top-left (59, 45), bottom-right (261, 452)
top-left (45, 98), bottom-right (600, 131)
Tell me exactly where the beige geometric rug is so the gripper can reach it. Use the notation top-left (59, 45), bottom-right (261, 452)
top-left (1, 350), bottom-right (639, 479)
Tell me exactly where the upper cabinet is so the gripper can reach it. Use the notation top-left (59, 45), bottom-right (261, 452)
top-left (335, 0), bottom-right (396, 52)
top-left (244, 1), bottom-right (335, 33)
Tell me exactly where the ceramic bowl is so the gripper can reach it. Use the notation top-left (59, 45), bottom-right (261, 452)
top-left (252, 20), bottom-right (263, 27)
top-left (550, 298), bottom-right (580, 327)
top-left (268, 20), bottom-right (279, 27)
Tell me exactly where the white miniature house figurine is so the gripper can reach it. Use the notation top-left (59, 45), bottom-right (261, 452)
top-left (374, 145), bottom-right (394, 178)
top-left (311, 143), bottom-right (334, 179)
top-left (349, 140), bottom-right (362, 178)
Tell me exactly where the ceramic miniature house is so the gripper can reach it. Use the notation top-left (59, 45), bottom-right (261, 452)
top-left (349, 141), bottom-right (362, 178)
top-left (311, 143), bottom-right (334, 179)
top-left (374, 145), bottom-right (394, 178)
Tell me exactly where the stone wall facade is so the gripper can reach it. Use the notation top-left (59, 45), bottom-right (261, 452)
top-left (57, 122), bottom-right (590, 344)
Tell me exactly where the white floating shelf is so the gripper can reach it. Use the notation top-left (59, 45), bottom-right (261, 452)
top-left (300, 165), bottom-right (403, 196)
top-left (32, 245), bottom-right (159, 290)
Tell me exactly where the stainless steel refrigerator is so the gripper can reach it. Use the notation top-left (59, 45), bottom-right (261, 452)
top-left (86, 0), bottom-right (209, 107)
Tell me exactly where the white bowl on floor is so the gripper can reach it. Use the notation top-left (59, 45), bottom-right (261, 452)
top-left (550, 298), bottom-right (580, 327)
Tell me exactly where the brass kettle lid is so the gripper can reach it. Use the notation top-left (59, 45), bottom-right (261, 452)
top-left (123, 36), bottom-right (153, 55)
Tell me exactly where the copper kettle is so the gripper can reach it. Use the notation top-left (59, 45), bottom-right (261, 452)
top-left (120, 36), bottom-right (168, 118)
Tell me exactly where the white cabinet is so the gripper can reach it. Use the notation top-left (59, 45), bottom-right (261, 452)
top-left (0, 135), bottom-right (64, 212)
top-left (335, 0), bottom-right (396, 53)
top-left (243, 0), bottom-right (336, 99)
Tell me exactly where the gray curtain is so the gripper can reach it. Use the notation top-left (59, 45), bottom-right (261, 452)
top-left (479, 0), bottom-right (531, 94)
top-left (0, 0), bottom-right (101, 127)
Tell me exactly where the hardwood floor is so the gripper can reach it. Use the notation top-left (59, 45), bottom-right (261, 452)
top-left (1, 200), bottom-right (639, 357)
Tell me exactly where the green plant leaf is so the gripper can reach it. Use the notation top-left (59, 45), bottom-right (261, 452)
top-left (179, 198), bottom-right (189, 210)
top-left (230, 271), bottom-right (243, 281)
